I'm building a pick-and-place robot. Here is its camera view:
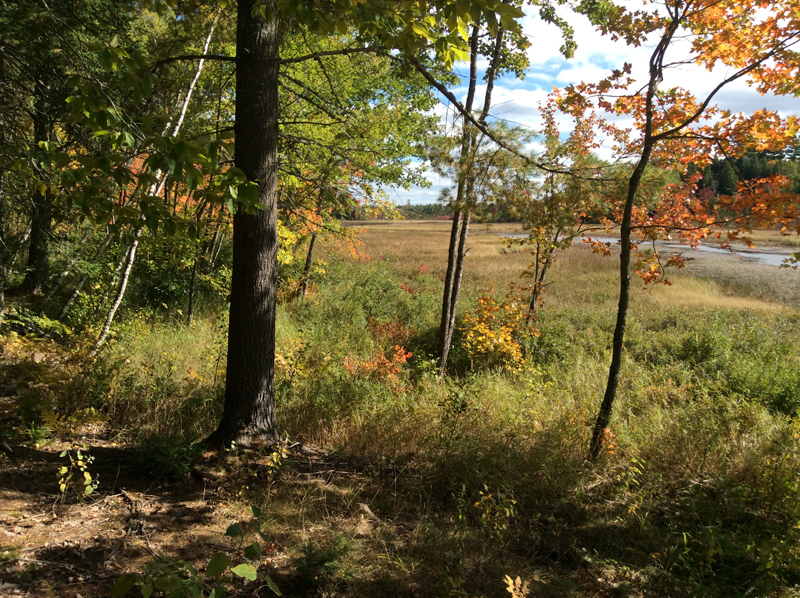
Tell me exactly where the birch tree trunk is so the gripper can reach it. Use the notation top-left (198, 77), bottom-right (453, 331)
top-left (90, 14), bottom-right (220, 347)
top-left (90, 230), bottom-right (140, 355)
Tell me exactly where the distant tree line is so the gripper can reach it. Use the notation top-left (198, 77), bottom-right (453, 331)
top-left (692, 149), bottom-right (800, 196)
top-left (398, 202), bottom-right (516, 222)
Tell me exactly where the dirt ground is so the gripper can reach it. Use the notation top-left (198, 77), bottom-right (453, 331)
top-left (0, 336), bottom-right (369, 598)
top-left (0, 432), bottom-right (374, 598)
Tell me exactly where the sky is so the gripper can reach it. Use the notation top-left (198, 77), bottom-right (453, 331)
top-left (390, 2), bottom-right (799, 205)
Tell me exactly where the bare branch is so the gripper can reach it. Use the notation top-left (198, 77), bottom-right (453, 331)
top-left (280, 46), bottom-right (385, 65)
top-left (151, 54), bottom-right (237, 69)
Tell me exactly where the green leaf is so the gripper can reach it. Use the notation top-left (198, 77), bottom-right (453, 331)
top-left (237, 183), bottom-right (259, 206)
top-left (265, 576), bottom-right (282, 596)
top-left (225, 523), bottom-right (242, 537)
top-left (231, 563), bottom-right (257, 581)
top-left (85, 485), bottom-right (94, 495)
top-left (209, 587), bottom-right (227, 598)
top-left (140, 583), bottom-right (153, 598)
top-left (164, 219), bottom-right (177, 237)
top-left (154, 575), bottom-right (182, 592)
top-left (251, 505), bottom-right (262, 518)
top-left (226, 197), bottom-right (237, 215)
top-left (113, 573), bottom-right (138, 597)
top-left (206, 552), bottom-right (231, 579)
top-left (244, 541), bottom-right (261, 559)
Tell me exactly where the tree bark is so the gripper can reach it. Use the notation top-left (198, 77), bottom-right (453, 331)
top-left (22, 101), bottom-right (53, 295)
top-left (0, 50), bottom-right (5, 323)
top-left (206, 0), bottom-right (281, 447)
top-left (437, 207), bottom-right (463, 375)
top-left (0, 168), bottom-right (5, 325)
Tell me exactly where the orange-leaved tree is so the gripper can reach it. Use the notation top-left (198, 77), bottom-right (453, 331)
top-left (552, 0), bottom-right (800, 459)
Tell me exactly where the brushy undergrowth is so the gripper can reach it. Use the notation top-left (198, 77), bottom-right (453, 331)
top-left (67, 247), bottom-right (800, 597)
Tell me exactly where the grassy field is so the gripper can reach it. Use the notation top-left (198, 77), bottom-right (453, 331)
top-left (2, 221), bottom-right (800, 597)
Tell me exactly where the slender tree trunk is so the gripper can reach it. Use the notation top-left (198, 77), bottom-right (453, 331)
top-left (99, 241), bottom-right (132, 307)
top-left (437, 208), bottom-right (463, 370)
top-left (437, 26), bottom-right (504, 378)
top-left (588, 158), bottom-right (647, 459)
top-left (526, 228), bottom-right (560, 323)
top-left (437, 27), bottom-right (479, 378)
top-left (8, 222), bottom-right (31, 269)
top-left (438, 209), bottom-right (471, 375)
top-left (299, 231), bottom-right (317, 300)
top-left (164, 10), bottom-right (221, 138)
top-left (206, 0), bottom-right (281, 447)
top-left (587, 11), bottom-right (680, 459)
top-left (90, 230), bottom-right (141, 355)
top-left (210, 229), bottom-right (225, 267)
top-left (187, 255), bottom-right (199, 326)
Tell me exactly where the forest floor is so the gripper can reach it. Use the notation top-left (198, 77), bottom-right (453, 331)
top-left (0, 409), bottom-right (379, 598)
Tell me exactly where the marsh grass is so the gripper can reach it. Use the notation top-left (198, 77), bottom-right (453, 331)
top-left (77, 221), bottom-right (800, 596)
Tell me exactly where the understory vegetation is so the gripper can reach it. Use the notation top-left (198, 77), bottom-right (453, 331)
top-left (3, 225), bottom-right (799, 597)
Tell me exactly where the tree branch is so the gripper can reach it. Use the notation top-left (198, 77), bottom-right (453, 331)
top-left (151, 54), bottom-right (238, 69)
top-left (405, 56), bottom-right (566, 175)
top-left (280, 46), bottom-right (385, 65)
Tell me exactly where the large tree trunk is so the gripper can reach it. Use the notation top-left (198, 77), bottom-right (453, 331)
top-left (0, 51), bottom-right (5, 323)
top-left (22, 101), bottom-right (52, 294)
top-left (206, 0), bottom-right (281, 447)
top-left (0, 168), bottom-right (5, 325)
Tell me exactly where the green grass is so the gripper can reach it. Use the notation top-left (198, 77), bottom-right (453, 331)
top-left (73, 226), bottom-right (800, 597)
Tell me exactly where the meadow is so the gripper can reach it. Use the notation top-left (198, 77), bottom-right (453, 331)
top-left (2, 221), bottom-right (800, 598)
